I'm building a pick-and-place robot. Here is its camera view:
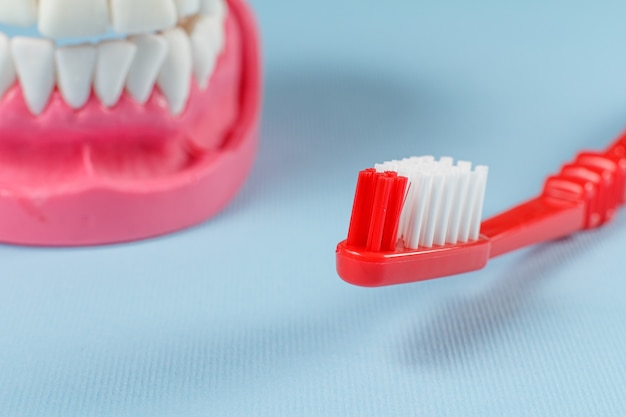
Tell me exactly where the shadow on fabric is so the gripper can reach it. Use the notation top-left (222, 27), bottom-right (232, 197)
top-left (397, 226), bottom-right (615, 369)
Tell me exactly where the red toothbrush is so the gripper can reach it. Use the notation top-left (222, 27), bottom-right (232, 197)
top-left (336, 131), bottom-right (626, 287)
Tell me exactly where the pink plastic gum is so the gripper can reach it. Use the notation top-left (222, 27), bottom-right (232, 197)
top-left (0, 0), bottom-right (261, 246)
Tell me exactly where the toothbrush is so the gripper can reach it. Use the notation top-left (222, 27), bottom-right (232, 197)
top-left (336, 131), bottom-right (626, 287)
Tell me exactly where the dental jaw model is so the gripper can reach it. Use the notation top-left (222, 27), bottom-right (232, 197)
top-left (0, 0), bottom-right (261, 246)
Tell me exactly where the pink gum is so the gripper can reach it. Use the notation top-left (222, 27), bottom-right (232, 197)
top-left (0, 0), bottom-right (261, 246)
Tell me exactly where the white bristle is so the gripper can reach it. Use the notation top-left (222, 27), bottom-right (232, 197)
top-left (433, 165), bottom-right (458, 245)
top-left (421, 172), bottom-right (444, 247)
top-left (374, 156), bottom-right (489, 249)
top-left (458, 169), bottom-right (481, 242)
top-left (446, 161), bottom-right (471, 244)
top-left (439, 156), bottom-right (454, 167)
top-left (469, 165), bottom-right (489, 240)
top-left (408, 172), bottom-right (431, 249)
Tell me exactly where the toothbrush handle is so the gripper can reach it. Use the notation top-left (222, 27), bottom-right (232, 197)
top-left (482, 131), bottom-right (626, 258)
top-left (481, 197), bottom-right (585, 258)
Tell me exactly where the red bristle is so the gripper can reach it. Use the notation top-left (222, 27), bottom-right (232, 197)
top-left (381, 175), bottom-right (408, 251)
top-left (346, 169), bottom-right (377, 247)
top-left (367, 172), bottom-right (397, 252)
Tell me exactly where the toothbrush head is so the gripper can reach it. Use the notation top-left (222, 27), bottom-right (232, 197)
top-left (336, 156), bottom-right (490, 287)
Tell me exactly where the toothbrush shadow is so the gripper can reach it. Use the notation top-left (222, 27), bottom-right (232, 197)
top-left (400, 228), bottom-right (609, 369)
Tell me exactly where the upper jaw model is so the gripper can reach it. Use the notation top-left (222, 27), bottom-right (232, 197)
top-left (0, 0), bottom-right (261, 246)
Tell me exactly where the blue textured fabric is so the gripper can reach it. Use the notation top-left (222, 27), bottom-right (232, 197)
top-left (1, 1), bottom-right (626, 416)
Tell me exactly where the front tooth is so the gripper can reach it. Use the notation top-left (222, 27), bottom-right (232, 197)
top-left (95, 41), bottom-right (137, 107)
top-left (175, 0), bottom-right (200, 18)
top-left (11, 38), bottom-right (55, 115)
top-left (38, 0), bottom-right (110, 38)
top-left (55, 45), bottom-right (96, 109)
top-left (126, 35), bottom-right (168, 104)
top-left (157, 28), bottom-right (192, 115)
top-left (199, 0), bottom-right (226, 18)
top-left (190, 15), bottom-right (223, 89)
top-left (0, 33), bottom-right (16, 100)
top-left (0, 0), bottom-right (38, 27)
top-left (111, 0), bottom-right (177, 35)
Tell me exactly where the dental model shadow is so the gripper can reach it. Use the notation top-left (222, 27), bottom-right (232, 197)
top-left (399, 227), bottom-right (613, 369)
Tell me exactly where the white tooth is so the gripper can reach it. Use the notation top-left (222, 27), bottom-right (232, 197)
top-left (175, 0), bottom-right (200, 17)
top-left (0, 0), bottom-right (37, 27)
top-left (0, 33), bottom-right (16, 99)
top-left (95, 41), bottom-right (137, 107)
top-left (55, 45), bottom-right (96, 109)
top-left (199, 0), bottom-right (226, 18)
top-left (157, 28), bottom-right (192, 115)
top-left (111, 0), bottom-right (177, 35)
top-left (126, 35), bottom-right (168, 104)
top-left (190, 15), bottom-right (223, 89)
top-left (204, 14), bottom-right (225, 50)
top-left (11, 38), bottom-right (55, 115)
top-left (38, 0), bottom-right (110, 38)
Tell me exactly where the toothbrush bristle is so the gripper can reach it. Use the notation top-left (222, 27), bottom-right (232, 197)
top-left (347, 156), bottom-right (489, 252)
top-left (346, 169), bottom-right (408, 251)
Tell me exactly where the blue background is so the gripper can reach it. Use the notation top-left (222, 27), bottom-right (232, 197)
top-left (1, 0), bottom-right (626, 415)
